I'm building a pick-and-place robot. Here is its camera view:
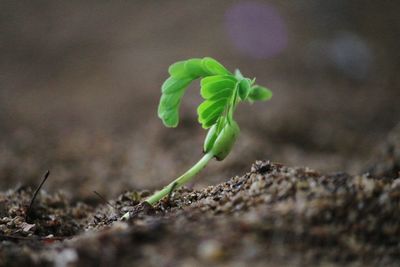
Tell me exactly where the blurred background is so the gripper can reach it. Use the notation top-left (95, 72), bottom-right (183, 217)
top-left (0, 0), bottom-right (399, 201)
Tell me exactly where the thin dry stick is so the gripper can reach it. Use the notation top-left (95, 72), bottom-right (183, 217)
top-left (0, 234), bottom-right (65, 242)
top-left (93, 190), bottom-right (118, 210)
top-left (25, 170), bottom-right (50, 221)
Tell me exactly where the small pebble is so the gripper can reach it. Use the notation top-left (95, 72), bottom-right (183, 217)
top-left (197, 239), bottom-right (224, 262)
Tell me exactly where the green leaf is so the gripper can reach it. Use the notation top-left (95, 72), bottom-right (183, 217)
top-left (184, 58), bottom-right (209, 78)
top-left (159, 57), bottom-right (272, 130)
top-left (207, 88), bottom-right (233, 101)
top-left (168, 61), bottom-right (188, 79)
top-left (158, 95), bottom-right (184, 128)
top-left (238, 78), bottom-right (251, 100)
top-left (200, 76), bottom-right (236, 99)
top-left (201, 57), bottom-right (231, 76)
top-left (159, 77), bottom-right (193, 127)
top-left (197, 75), bottom-right (237, 129)
top-left (200, 75), bottom-right (236, 87)
top-left (169, 57), bottom-right (230, 79)
top-left (161, 77), bottom-right (192, 94)
top-left (248, 86), bottom-right (273, 101)
top-left (159, 58), bottom-right (234, 128)
top-left (160, 109), bottom-right (179, 128)
top-left (197, 98), bottom-right (227, 129)
top-left (198, 99), bottom-right (226, 120)
top-left (203, 108), bottom-right (224, 128)
top-left (158, 90), bottom-right (185, 114)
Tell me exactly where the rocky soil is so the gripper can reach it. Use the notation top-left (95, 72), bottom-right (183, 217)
top-left (1, 148), bottom-right (399, 267)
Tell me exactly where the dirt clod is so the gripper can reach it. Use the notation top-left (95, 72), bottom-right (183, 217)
top-left (365, 123), bottom-right (400, 179)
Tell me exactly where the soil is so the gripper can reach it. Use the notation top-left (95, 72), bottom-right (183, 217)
top-left (1, 127), bottom-right (400, 267)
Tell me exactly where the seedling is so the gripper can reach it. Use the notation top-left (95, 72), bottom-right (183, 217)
top-left (123, 57), bottom-right (272, 217)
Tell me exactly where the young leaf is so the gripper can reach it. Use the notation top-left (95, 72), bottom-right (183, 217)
top-left (197, 75), bottom-right (237, 129)
top-left (161, 109), bottom-right (180, 127)
top-left (248, 86), bottom-right (273, 101)
top-left (200, 74), bottom-right (236, 87)
top-left (168, 61), bottom-right (188, 79)
top-left (197, 99), bottom-right (226, 128)
top-left (184, 58), bottom-right (209, 78)
top-left (159, 57), bottom-right (232, 128)
top-left (161, 77), bottom-right (192, 94)
top-left (200, 75), bottom-right (236, 99)
top-left (201, 57), bottom-right (231, 76)
top-left (207, 88), bottom-right (233, 101)
top-left (158, 77), bottom-right (193, 127)
top-left (238, 78), bottom-right (251, 100)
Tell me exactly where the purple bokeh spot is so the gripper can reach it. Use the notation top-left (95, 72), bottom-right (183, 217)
top-left (225, 1), bottom-right (288, 59)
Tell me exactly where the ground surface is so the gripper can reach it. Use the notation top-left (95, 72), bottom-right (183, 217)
top-left (1, 126), bottom-right (400, 267)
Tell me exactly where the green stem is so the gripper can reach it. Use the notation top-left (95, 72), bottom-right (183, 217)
top-left (228, 85), bottom-right (239, 124)
top-left (145, 152), bottom-right (214, 205)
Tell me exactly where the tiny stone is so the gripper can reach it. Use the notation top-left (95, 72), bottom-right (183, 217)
top-left (197, 239), bottom-right (224, 262)
top-left (21, 222), bottom-right (36, 232)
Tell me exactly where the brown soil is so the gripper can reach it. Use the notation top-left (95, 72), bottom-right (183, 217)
top-left (1, 145), bottom-right (400, 267)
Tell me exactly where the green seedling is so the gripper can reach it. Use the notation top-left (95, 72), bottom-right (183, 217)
top-left (147, 57), bottom-right (272, 204)
top-left (122, 57), bottom-right (271, 218)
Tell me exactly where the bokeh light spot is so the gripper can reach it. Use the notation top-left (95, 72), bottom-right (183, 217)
top-left (225, 1), bottom-right (288, 59)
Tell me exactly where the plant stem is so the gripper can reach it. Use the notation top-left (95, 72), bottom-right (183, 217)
top-left (121, 152), bottom-right (214, 220)
top-left (145, 152), bottom-right (214, 205)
